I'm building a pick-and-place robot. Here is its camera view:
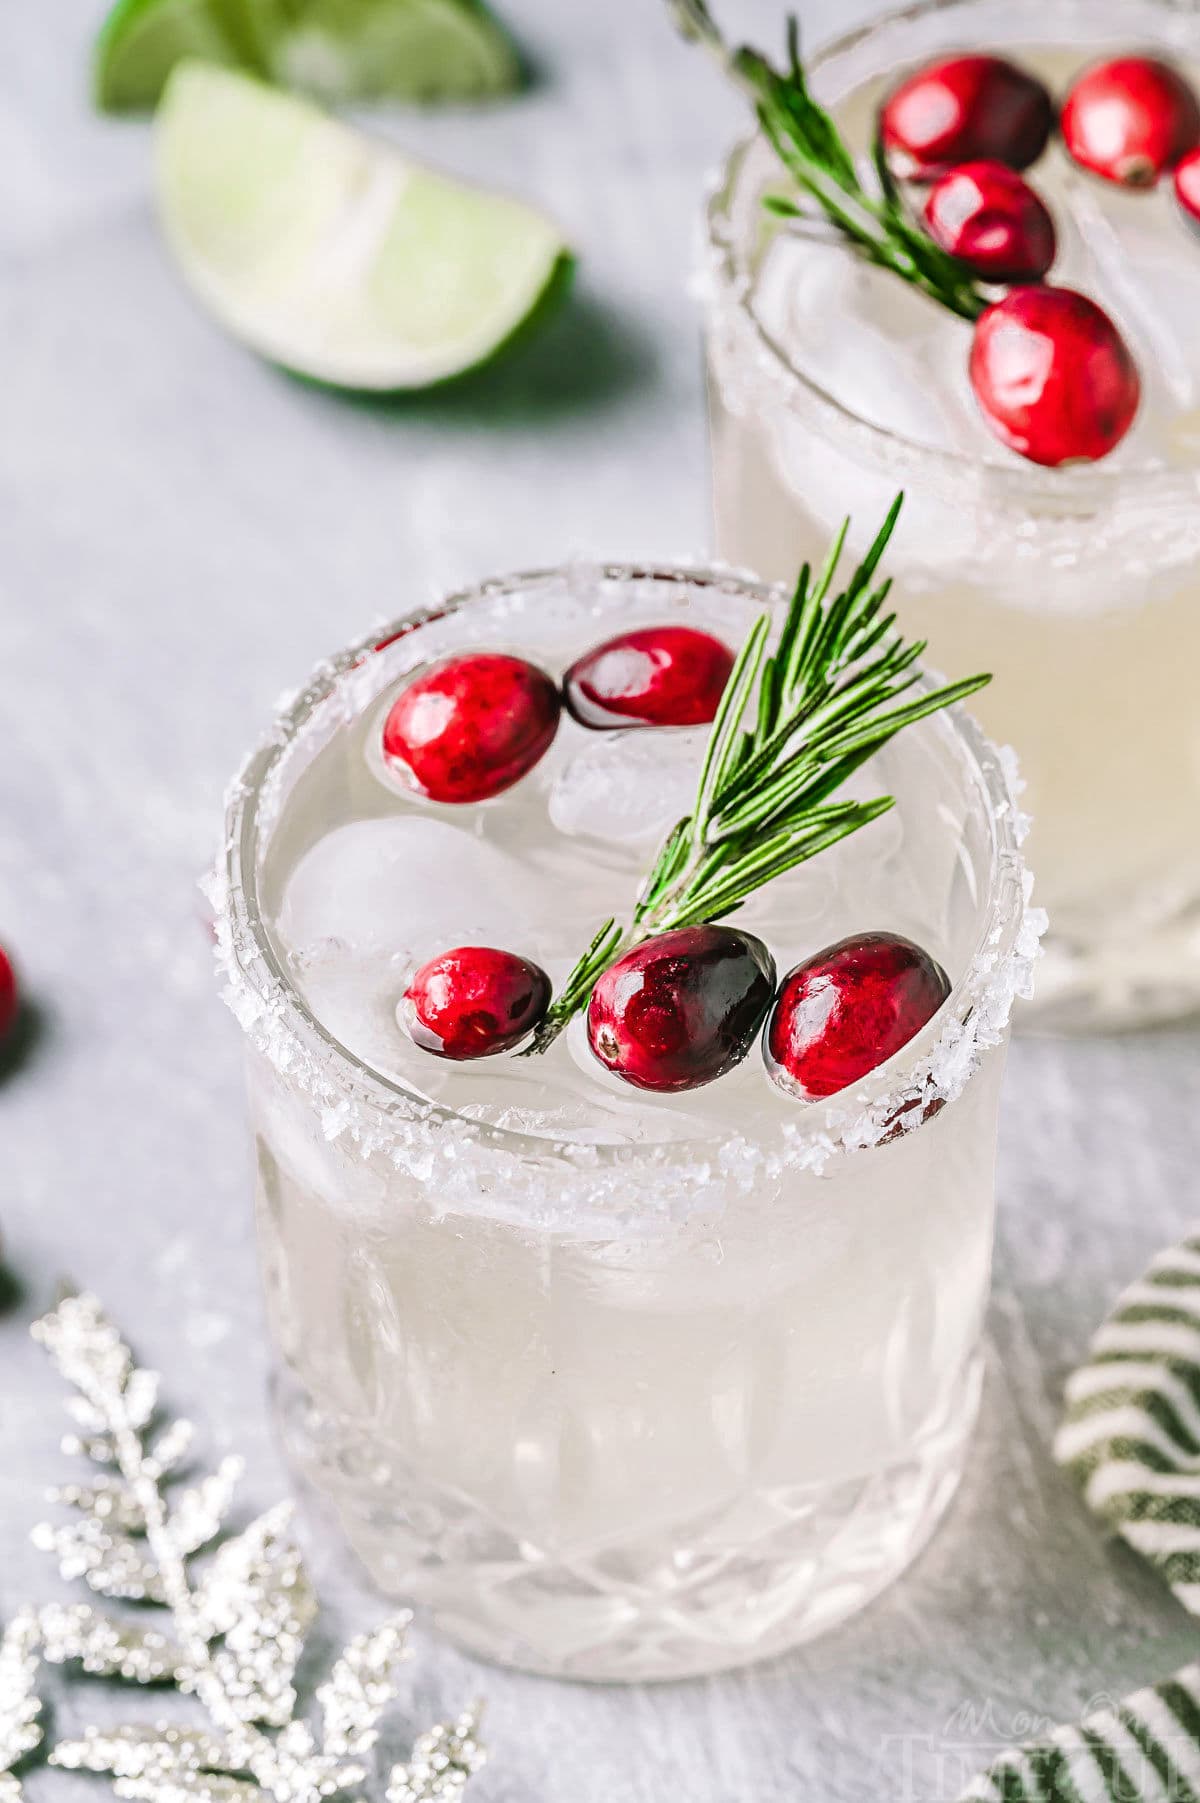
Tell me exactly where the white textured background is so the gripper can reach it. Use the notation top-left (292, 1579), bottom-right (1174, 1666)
top-left (1, 2), bottom-right (1198, 1797)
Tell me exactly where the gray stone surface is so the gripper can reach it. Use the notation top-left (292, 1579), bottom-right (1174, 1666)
top-left (1, 1), bottom-right (1197, 1797)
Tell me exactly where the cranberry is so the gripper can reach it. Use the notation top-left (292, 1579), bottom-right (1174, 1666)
top-left (1174, 144), bottom-right (1200, 230)
top-left (587, 925), bottom-right (775, 1093)
top-left (764, 932), bottom-right (950, 1102)
top-left (563, 626), bottom-right (734, 730)
top-left (0, 947), bottom-right (16, 1043)
top-left (880, 55), bottom-right (1054, 179)
top-left (922, 161), bottom-right (1056, 282)
top-left (401, 945), bottom-right (551, 1060)
top-left (382, 653), bottom-right (560, 804)
top-left (969, 286), bottom-right (1140, 466)
top-left (1061, 56), bottom-right (1200, 188)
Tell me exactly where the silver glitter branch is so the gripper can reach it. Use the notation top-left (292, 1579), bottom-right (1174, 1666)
top-left (3, 1291), bottom-right (487, 1803)
top-left (387, 1714), bottom-right (485, 1803)
top-left (0, 1613), bottom-right (43, 1802)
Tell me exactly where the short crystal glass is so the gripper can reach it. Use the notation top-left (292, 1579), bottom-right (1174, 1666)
top-left (704, 0), bottom-right (1200, 1031)
top-left (216, 562), bottom-right (1037, 1682)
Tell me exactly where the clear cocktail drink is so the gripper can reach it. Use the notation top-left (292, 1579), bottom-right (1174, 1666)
top-left (705, 0), bottom-right (1200, 1028)
top-left (216, 560), bottom-right (1037, 1680)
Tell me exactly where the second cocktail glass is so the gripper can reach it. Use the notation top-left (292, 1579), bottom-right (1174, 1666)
top-left (704, 0), bottom-right (1200, 1029)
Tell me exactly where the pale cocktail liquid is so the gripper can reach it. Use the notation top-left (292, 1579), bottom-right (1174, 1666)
top-left (707, 2), bottom-right (1200, 1028)
top-left (220, 565), bottom-right (1036, 1679)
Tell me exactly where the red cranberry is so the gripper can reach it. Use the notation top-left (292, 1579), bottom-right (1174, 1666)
top-left (880, 55), bottom-right (1054, 179)
top-left (382, 653), bottom-right (560, 804)
top-left (923, 161), bottom-right (1056, 282)
top-left (1174, 144), bottom-right (1200, 230)
top-left (969, 287), bottom-right (1140, 466)
top-left (1061, 56), bottom-right (1200, 188)
top-left (764, 932), bottom-right (950, 1102)
top-left (0, 947), bottom-right (16, 1043)
top-left (587, 925), bottom-right (775, 1093)
top-left (401, 945), bottom-right (551, 1060)
top-left (563, 626), bottom-right (734, 730)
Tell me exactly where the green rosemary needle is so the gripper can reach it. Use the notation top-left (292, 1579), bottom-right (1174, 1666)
top-left (526, 496), bottom-right (991, 1056)
top-left (669, 0), bottom-right (989, 322)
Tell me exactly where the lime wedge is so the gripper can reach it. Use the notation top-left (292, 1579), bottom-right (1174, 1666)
top-left (95, 0), bottom-right (242, 111)
top-left (271, 0), bottom-right (521, 103)
top-left (154, 62), bottom-right (571, 390)
top-left (95, 0), bottom-right (519, 112)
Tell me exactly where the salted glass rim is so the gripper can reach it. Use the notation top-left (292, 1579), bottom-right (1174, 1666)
top-left (703, 0), bottom-right (1200, 515)
top-left (215, 560), bottom-right (1033, 1178)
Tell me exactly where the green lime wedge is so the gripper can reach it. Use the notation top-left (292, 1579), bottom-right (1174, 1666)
top-left (154, 62), bottom-right (572, 390)
top-left (95, 0), bottom-right (242, 111)
top-left (95, 0), bottom-right (520, 112)
top-left (270, 0), bottom-right (521, 103)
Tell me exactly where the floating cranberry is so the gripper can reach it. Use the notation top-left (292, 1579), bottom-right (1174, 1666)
top-left (764, 932), bottom-right (950, 1102)
top-left (401, 945), bottom-right (551, 1060)
top-left (587, 925), bottom-right (775, 1093)
top-left (1061, 56), bottom-right (1200, 188)
top-left (1174, 144), bottom-right (1200, 230)
top-left (563, 626), bottom-right (734, 731)
top-left (880, 55), bottom-right (1054, 179)
top-left (0, 947), bottom-right (16, 1043)
top-left (969, 286), bottom-right (1140, 466)
top-left (382, 653), bottom-right (560, 804)
top-left (923, 161), bottom-right (1056, 282)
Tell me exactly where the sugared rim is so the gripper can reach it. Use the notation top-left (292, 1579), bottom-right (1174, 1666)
top-left (211, 560), bottom-right (1042, 1200)
top-left (703, 0), bottom-right (1200, 516)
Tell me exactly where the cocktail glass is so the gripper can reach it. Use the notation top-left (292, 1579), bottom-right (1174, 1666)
top-left (215, 560), bottom-right (1038, 1680)
top-left (704, 0), bottom-right (1200, 1029)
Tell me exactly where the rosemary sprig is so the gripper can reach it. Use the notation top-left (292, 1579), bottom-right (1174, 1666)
top-left (670, 0), bottom-right (989, 322)
top-left (526, 497), bottom-right (990, 1055)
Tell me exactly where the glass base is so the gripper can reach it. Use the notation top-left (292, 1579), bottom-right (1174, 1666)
top-left (274, 1357), bottom-right (982, 1683)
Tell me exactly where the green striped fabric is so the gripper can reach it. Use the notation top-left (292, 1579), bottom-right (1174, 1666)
top-left (959, 1665), bottom-right (1200, 1802)
top-left (959, 1231), bottom-right (1200, 1802)
top-left (1056, 1232), bottom-right (1200, 1612)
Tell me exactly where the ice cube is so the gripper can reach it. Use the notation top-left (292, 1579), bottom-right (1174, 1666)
top-left (293, 949), bottom-right (422, 1084)
top-left (1052, 158), bottom-right (1200, 424)
top-left (825, 785), bottom-right (906, 878)
top-left (754, 235), bottom-right (983, 564)
top-left (548, 729), bottom-right (704, 846)
top-left (277, 816), bottom-right (538, 966)
top-left (757, 235), bottom-right (970, 452)
top-left (735, 857), bottom-right (840, 977)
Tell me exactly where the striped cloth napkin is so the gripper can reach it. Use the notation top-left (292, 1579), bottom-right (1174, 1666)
top-left (961, 1232), bottom-right (1200, 1802)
